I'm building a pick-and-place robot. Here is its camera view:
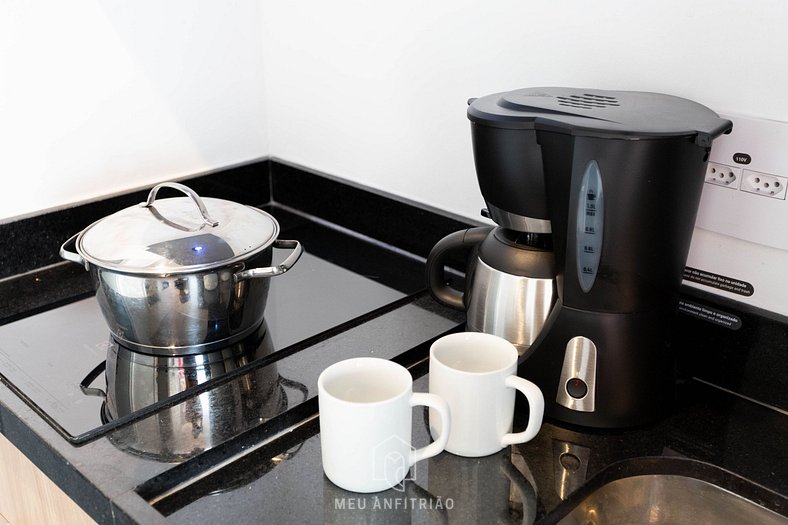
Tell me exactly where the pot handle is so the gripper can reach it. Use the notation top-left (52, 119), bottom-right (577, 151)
top-left (234, 240), bottom-right (303, 282)
top-left (59, 233), bottom-right (89, 270)
top-left (425, 226), bottom-right (492, 310)
top-left (143, 182), bottom-right (219, 227)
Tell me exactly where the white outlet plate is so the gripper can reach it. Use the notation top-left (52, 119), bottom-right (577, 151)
top-left (694, 114), bottom-right (788, 251)
top-left (687, 113), bottom-right (788, 316)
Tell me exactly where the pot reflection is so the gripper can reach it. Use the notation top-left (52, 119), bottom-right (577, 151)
top-left (104, 321), bottom-right (278, 421)
top-left (81, 321), bottom-right (308, 463)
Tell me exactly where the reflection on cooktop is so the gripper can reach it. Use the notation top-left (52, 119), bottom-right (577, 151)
top-left (99, 321), bottom-right (311, 463)
top-left (0, 252), bottom-right (405, 442)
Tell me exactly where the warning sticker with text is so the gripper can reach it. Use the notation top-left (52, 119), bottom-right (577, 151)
top-left (677, 299), bottom-right (742, 330)
top-left (683, 267), bottom-right (754, 297)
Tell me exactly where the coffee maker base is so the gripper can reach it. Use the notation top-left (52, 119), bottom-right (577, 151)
top-left (518, 303), bottom-right (677, 429)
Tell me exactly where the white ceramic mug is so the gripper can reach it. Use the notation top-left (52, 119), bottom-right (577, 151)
top-left (318, 357), bottom-right (451, 493)
top-left (429, 332), bottom-right (544, 457)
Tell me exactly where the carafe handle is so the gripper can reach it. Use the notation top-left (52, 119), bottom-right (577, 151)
top-left (425, 227), bottom-right (492, 310)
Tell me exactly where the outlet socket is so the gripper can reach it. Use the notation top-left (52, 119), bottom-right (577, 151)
top-left (740, 170), bottom-right (788, 199)
top-left (705, 162), bottom-right (741, 189)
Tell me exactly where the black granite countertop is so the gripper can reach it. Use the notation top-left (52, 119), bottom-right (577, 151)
top-left (129, 362), bottom-right (788, 525)
top-left (1, 161), bottom-right (787, 525)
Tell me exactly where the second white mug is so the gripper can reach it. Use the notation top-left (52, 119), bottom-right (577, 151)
top-left (429, 332), bottom-right (544, 457)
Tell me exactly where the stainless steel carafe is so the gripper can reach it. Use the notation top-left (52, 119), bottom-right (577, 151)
top-left (426, 226), bottom-right (556, 353)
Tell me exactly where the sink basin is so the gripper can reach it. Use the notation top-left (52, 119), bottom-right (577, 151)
top-left (557, 473), bottom-right (788, 525)
top-left (544, 457), bottom-right (788, 525)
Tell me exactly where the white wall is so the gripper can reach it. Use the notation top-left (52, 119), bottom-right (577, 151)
top-left (4, 0), bottom-right (788, 227)
top-left (0, 1), bottom-right (268, 222)
top-left (263, 0), bottom-right (788, 223)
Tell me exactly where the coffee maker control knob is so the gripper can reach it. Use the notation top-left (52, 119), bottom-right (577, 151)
top-left (556, 336), bottom-right (597, 412)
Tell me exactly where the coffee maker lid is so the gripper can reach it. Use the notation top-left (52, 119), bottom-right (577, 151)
top-left (467, 87), bottom-right (732, 145)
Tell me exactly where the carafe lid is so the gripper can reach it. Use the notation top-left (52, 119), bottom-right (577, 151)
top-left (467, 87), bottom-right (732, 145)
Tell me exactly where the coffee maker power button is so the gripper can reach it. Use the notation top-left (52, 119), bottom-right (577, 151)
top-left (566, 378), bottom-right (588, 399)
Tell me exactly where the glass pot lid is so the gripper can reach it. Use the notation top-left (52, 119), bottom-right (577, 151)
top-left (76, 182), bottom-right (279, 274)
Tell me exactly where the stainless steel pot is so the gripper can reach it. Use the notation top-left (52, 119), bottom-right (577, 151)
top-left (60, 182), bottom-right (302, 355)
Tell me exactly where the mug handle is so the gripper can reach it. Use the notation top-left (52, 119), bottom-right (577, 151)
top-left (409, 393), bottom-right (450, 466)
top-left (500, 376), bottom-right (545, 446)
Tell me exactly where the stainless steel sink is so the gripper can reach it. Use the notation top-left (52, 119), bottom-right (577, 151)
top-left (557, 472), bottom-right (788, 525)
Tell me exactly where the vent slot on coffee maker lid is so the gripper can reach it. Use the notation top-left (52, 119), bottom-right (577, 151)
top-left (556, 93), bottom-right (620, 109)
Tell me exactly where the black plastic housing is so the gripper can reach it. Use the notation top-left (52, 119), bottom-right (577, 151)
top-left (539, 132), bottom-right (709, 313)
top-left (470, 123), bottom-right (549, 221)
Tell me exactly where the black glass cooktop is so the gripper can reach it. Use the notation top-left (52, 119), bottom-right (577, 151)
top-left (0, 213), bottom-right (420, 445)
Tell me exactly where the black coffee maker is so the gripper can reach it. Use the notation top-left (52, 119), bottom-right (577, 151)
top-left (427, 87), bottom-right (732, 428)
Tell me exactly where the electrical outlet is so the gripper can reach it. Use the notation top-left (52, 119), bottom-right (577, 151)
top-left (689, 113), bottom-right (788, 316)
top-left (704, 162), bottom-right (741, 189)
top-left (740, 170), bottom-right (788, 199)
top-left (694, 113), bottom-right (788, 252)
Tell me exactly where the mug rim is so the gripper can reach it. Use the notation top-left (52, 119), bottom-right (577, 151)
top-left (317, 357), bottom-right (412, 406)
top-left (430, 332), bottom-right (518, 376)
